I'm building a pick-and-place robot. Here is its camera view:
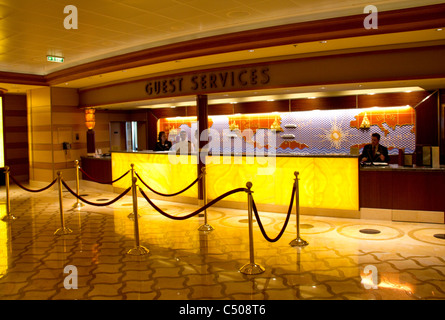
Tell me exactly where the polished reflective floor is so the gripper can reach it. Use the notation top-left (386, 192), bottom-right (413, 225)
top-left (1, 184), bottom-right (444, 300)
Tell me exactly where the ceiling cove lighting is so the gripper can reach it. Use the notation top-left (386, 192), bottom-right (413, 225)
top-left (47, 56), bottom-right (64, 63)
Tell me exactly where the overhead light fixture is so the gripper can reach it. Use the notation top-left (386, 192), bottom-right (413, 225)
top-left (436, 28), bottom-right (443, 31)
top-left (47, 55), bottom-right (64, 63)
top-left (319, 40), bottom-right (327, 44)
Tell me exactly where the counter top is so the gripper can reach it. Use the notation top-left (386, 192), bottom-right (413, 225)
top-left (81, 155), bottom-right (111, 161)
top-left (111, 150), bottom-right (359, 158)
top-left (360, 163), bottom-right (445, 172)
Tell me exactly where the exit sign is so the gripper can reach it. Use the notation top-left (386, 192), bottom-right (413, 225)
top-left (47, 56), bottom-right (64, 63)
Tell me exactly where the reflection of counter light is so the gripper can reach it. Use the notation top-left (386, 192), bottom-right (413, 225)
top-left (284, 124), bottom-right (297, 128)
top-left (281, 134), bottom-right (295, 139)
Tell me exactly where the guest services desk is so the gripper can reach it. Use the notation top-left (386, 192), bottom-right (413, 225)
top-left (111, 151), bottom-right (360, 218)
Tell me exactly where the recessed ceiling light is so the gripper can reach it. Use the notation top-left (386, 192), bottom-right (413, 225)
top-left (248, 49), bottom-right (255, 53)
top-left (436, 28), bottom-right (443, 31)
top-left (319, 40), bottom-right (327, 44)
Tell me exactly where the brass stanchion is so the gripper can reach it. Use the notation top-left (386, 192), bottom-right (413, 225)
top-left (72, 160), bottom-right (84, 209)
top-left (127, 177), bottom-right (149, 256)
top-left (128, 163), bottom-right (140, 220)
top-left (198, 167), bottom-right (214, 232)
top-left (1, 166), bottom-right (16, 221)
top-left (54, 171), bottom-right (73, 235)
top-left (290, 171), bottom-right (308, 247)
top-left (239, 182), bottom-right (265, 275)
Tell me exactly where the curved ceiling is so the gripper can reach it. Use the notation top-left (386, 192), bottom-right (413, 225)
top-left (1, 0), bottom-right (445, 103)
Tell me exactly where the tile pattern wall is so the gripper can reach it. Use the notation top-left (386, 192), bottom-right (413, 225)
top-left (159, 106), bottom-right (416, 155)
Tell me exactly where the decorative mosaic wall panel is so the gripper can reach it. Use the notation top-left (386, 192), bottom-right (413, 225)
top-left (158, 106), bottom-right (416, 155)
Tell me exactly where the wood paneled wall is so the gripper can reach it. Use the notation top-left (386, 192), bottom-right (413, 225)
top-left (28, 87), bottom-right (83, 182)
top-left (2, 94), bottom-right (29, 182)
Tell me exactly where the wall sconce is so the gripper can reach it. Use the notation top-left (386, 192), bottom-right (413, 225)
top-left (85, 108), bottom-right (96, 130)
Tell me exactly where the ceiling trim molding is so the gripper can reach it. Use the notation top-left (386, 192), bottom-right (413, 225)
top-left (0, 71), bottom-right (47, 86)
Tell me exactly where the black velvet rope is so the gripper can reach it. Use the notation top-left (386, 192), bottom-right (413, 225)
top-left (61, 179), bottom-right (131, 206)
top-left (79, 167), bottom-right (130, 184)
top-left (251, 183), bottom-right (296, 243)
top-left (139, 187), bottom-right (247, 220)
top-left (136, 172), bottom-right (202, 197)
top-left (9, 174), bottom-right (57, 193)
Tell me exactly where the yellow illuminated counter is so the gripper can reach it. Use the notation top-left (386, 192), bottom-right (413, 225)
top-left (112, 152), bottom-right (359, 218)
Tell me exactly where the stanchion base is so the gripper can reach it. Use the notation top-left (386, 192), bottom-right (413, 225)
top-left (198, 223), bottom-right (214, 232)
top-left (72, 202), bottom-right (85, 209)
top-left (1, 214), bottom-right (17, 222)
top-left (127, 212), bottom-right (141, 220)
top-left (289, 237), bottom-right (309, 247)
top-left (54, 227), bottom-right (73, 235)
top-left (127, 246), bottom-right (149, 256)
top-left (239, 263), bottom-right (265, 275)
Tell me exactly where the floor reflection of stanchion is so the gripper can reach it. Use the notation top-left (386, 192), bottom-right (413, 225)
top-left (127, 177), bottom-right (149, 256)
top-left (1, 166), bottom-right (16, 221)
top-left (290, 171), bottom-right (308, 247)
top-left (239, 182), bottom-right (265, 275)
top-left (54, 171), bottom-right (73, 235)
top-left (128, 163), bottom-right (140, 220)
top-left (198, 167), bottom-right (214, 232)
top-left (72, 160), bottom-right (84, 210)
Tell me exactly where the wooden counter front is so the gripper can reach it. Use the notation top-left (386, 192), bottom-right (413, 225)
top-left (80, 156), bottom-right (112, 184)
top-left (359, 164), bottom-right (445, 223)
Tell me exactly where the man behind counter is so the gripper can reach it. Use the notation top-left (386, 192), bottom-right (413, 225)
top-left (360, 133), bottom-right (390, 163)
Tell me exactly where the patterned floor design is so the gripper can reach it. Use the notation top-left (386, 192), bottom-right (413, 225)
top-left (1, 184), bottom-right (444, 300)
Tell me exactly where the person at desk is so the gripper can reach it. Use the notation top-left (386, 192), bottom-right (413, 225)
top-left (155, 131), bottom-right (172, 151)
top-left (360, 133), bottom-right (390, 163)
